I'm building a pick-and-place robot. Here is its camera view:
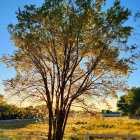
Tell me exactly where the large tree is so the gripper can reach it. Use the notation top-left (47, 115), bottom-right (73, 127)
top-left (117, 87), bottom-right (140, 116)
top-left (2, 0), bottom-right (138, 139)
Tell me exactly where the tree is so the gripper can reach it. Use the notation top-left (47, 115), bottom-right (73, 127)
top-left (101, 109), bottom-right (112, 114)
top-left (1, 104), bottom-right (21, 119)
top-left (117, 87), bottom-right (140, 116)
top-left (2, 0), bottom-right (138, 139)
top-left (117, 95), bottom-right (130, 116)
top-left (0, 95), bottom-right (6, 105)
top-left (0, 95), bottom-right (24, 120)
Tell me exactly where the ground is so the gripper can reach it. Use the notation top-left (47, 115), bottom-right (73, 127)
top-left (0, 117), bottom-right (140, 139)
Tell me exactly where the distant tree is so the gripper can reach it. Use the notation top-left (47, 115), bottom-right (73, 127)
top-left (0, 96), bottom-right (25, 120)
top-left (117, 87), bottom-right (140, 116)
top-left (117, 95), bottom-right (130, 116)
top-left (23, 106), bottom-right (34, 119)
top-left (33, 105), bottom-right (48, 121)
top-left (0, 104), bottom-right (22, 119)
top-left (0, 95), bottom-right (6, 105)
top-left (2, 0), bottom-right (138, 139)
top-left (101, 109), bottom-right (113, 114)
top-left (23, 105), bottom-right (48, 120)
top-left (101, 109), bottom-right (106, 114)
top-left (105, 110), bottom-right (112, 114)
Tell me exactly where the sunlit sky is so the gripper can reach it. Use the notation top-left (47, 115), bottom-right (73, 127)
top-left (0, 0), bottom-right (139, 108)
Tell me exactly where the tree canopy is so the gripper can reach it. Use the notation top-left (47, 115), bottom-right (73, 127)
top-left (117, 87), bottom-right (140, 116)
top-left (1, 0), bottom-right (138, 139)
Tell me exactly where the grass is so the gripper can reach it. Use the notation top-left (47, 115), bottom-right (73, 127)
top-left (0, 117), bottom-right (140, 139)
top-left (0, 119), bottom-right (36, 129)
top-left (18, 117), bottom-right (140, 134)
top-left (64, 117), bottom-right (140, 139)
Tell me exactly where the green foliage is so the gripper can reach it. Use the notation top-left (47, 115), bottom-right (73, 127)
top-left (101, 109), bottom-right (112, 114)
top-left (117, 87), bottom-right (140, 116)
top-left (0, 96), bottom-right (48, 120)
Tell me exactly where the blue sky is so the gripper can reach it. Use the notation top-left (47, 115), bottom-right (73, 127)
top-left (0, 0), bottom-right (139, 95)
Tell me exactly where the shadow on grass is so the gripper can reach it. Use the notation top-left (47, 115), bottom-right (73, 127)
top-left (0, 119), bottom-right (37, 129)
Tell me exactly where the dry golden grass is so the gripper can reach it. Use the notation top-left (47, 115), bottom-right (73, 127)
top-left (16, 117), bottom-right (140, 139)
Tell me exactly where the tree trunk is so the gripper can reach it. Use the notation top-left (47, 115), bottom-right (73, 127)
top-left (55, 128), bottom-right (63, 140)
top-left (52, 110), bottom-right (65, 140)
top-left (46, 109), bottom-right (68, 140)
top-left (47, 100), bottom-right (72, 140)
top-left (47, 104), bottom-right (53, 140)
